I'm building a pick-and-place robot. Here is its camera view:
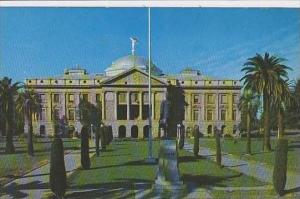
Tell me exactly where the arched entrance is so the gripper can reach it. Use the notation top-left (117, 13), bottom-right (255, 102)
top-left (207, 125), bottom-right (212, 135)
top-left (143, 125), bottom-right (149, 138)
top-left (118, 125), bottom-right (126, 138)
top-left (131, 125), bottom-right (138, 138)
top-left (40, 125), bottom-right (45, 136)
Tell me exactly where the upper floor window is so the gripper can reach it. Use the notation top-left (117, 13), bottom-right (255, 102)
top-left (221, 110), bottom-right (226, 121)
top-left (53, 94), bottom-right (60, 103)
top-left (68, 109), bottom-right (75, 121)
top-left (40, 94), bottom-right (46, 103)
top-left (193, 94), bottom-right (200, 104)
top-left (232, 109), bottom-right (237, 121)
top-left (207, 94), bottom-right (214, 104)
top-left (193, 109), bottom-right (199, 121)
top-left (220, 94), bottom-right (227, 104)
top-left (131, 92), bottom-right (139, 104)
top-left (143, 92), bottom-right (149, 104)
top-left (96, 94), bottom-right (101, 102)
top-left (82, 94), bottom-right (88, 101)
top-left (233, 94), bottom-right (238, 104)
top-left (207, 109), bottom-right (213, 121)
top-left (68, 94), bottom-right (74, 103)
top-left (118, 92), bottom-right (127, 104)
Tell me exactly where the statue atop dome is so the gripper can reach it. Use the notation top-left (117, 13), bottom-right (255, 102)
top-left (130, 37), bottom-right (138, 55)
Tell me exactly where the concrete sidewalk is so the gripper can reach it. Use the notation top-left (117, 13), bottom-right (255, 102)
top-left (184, 142), bottom-right (300, 195)
top-left (1, 148), bottom-right (95, 199)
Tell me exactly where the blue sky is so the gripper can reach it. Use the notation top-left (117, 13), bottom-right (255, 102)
top-left (0, 8), bottom-right (299, 81)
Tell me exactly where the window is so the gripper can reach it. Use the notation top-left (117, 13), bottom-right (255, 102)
top-left (131, 93), bottom-right (139, 104)
top-left (118, 92), bottom-right (127, 104)
top-left (193, 94), bottom-right (200, 104)
top-left (68, 109), bottom-right (75, 121)
top-left (53, 108), bottom-right (60, 120)
top-left (40, 94), bottom-right (45, 103)
top-left (53, 94), bottom-right (59, 103)
top-left (143, 92), bottom-right (149, 104)
top-left (221, 94), bottom-right (227, 104)
top-left (221, 110), bottom-right (226, 121)
top-left (96, 94), bottom-right (101, 102)
top-left (233, 94), bottom-right (238, 104)
top-left (82, 94), bottom-right (88, 101)
top-left (207, 110), bottom-right (213, 121)
top-left (207, 94), bottom-right (214, 104)
top-left (232, 109), bottom-right (237, 121)
top-left (68, 94), bottom-right (74, 103)
top-left (193, 109), bottom-right (199, 121)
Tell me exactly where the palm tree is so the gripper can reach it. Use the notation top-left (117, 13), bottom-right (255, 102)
top-left (273, 79), bottom-right (293, 138)
top-left (239, 89), bottom-right (259, 154)
top-left (17, 89), bottom-right (42, 156)
top-left (241, 53), bottom-right (291, 151)
top-left (0, 77), bottom-right (23, 153)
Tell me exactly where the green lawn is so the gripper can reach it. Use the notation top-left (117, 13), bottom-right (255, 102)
top-left (0, 137), bottom-right (80, 186)
top-left (67, 140), bottom-right (267, 198)
top-left (194, 137), bottom-right (300, 173)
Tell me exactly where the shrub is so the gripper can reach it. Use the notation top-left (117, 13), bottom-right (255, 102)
top-left (100, 126), bottom-right (106, 151)
top-left (273, 138), bottom-right (288, 196)
top-left (178, 129), bottom-right (184, 149)
top-left (95, 127), bottom-right (100, 156)
top-left (193, 126), bottom-right (199, 156)
top-left (81, 125), bottom-right (90, 169)
top-left (215, 130), bottom-right (222, 167)
top-left (49, 138), bottom-right (66, 198)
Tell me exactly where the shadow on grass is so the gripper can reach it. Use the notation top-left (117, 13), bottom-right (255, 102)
top-left (89, 159), bottom-right (158, 170)
top-left (182, 173), bottom-right (243, 187)
top-left (284, 186), bottom-right (300, 195)
top-left (1, 180), bottom-right (49, 198)
top-left (178, 155), bottom-right (205, 163)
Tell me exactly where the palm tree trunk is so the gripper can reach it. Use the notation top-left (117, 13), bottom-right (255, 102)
top-left (277, 108), bottom-right (284, 139)
top-left (264, 94), bottom-right (271, 151)
top-left (246, 112), bottom-right (251, 154)
top-left (5, 118), bottom-right (15, 153)
top-left (28, 110), bottom-right (34, 156)
top-left (5, 101), bottom-right (15, 153)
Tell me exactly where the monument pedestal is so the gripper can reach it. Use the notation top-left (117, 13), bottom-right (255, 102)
top-left (153, 139), bottom-right (185, 191)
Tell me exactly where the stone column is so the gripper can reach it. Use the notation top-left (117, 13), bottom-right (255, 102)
top-left (114, 92), bottom-right (118, 120)
top-left (139, 92), bottom-right (142, 120)
top-left (127, 92), bottom-right (130, 120)
top-left (101, 92), bottom-right (105, 120)
top-left (215, 93), bottom-right (219, 121)
top-left (61, 92), bottom-right (66, 119)
top-left (201, 93), bottom-right (205, 121)
top-left (152, 92), bottom-right (155, 119)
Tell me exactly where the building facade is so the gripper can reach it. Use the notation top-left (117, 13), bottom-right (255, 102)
top-left (26, 45), bottom-right (241, 138)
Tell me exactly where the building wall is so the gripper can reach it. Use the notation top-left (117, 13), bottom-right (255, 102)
top-left (27, 69), bottom-right (241, 138)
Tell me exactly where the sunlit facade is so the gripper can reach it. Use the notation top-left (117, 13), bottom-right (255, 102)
top-left (26, 47), bottom-right (241, 138)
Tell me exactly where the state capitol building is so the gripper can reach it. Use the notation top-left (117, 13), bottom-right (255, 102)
top-left (26, 40), bottom-right (241, 138)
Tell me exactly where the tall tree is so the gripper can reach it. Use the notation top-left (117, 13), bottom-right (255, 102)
top-left (239, 89), bottom-right (259, 154)
top-left (285, 79), bottom-right (300, 129)
top-left (273, 80), bottom-right (293, 138)
top-left (0, 77), bottom-right (23, 153)
top-left (241, 53), bottom-right (291, 151)
top-left (16, 89), bottom-right (42, 156)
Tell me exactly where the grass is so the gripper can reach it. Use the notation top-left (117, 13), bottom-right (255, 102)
top-left (193, 137), bottom-right (300, 173)
top-left (0, 137), bottom-right (80, 186)
top-left (67, 140), bottom-right (267, 198)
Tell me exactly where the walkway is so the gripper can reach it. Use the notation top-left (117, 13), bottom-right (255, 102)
top-left (1, 148), bottom-right (95, 199)
top-left (184, 142), bottom-right (300, 196)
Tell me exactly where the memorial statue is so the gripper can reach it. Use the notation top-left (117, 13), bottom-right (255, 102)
top-left (159, 93), bottom-right (171, 138)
